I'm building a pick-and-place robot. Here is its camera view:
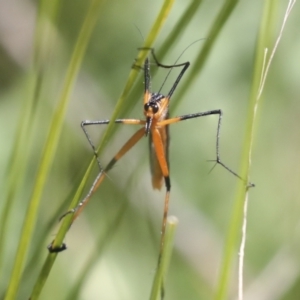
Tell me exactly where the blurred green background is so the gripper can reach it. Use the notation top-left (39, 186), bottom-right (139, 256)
top-left (0, 0), bottom-right (300, 299)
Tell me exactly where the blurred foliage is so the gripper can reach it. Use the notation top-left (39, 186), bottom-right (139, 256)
top-left (0, 0), bottom-right (299, 299)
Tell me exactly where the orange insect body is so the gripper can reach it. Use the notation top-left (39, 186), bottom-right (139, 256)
top-left (144, 91), bottom-right (170, 190)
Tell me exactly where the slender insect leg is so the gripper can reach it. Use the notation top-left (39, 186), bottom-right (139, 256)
top-left (81, 119), bottom-right (111, 171)
top-left (158, 110), bottom-right (244, 181)
top-left (81, 119), bottom-right (145, 171)
top-left (68, 124), bottom-right (146, 222)
top-left (151, 128), bottom-right (171, 257)
top-left (49, 122), bottom-right (145, 253)
top-left (161, 178), bottom-right (171, 254)
top-left (151, 128), bottom-right (171, 299)
top-left (77, 119), bottom-right (145, 217)
top-left (138, 47), bottom-right (190, 99)
top-left (148, 49), bottom-right (190, 99)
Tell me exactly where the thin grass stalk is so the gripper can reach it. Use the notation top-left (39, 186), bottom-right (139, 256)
top-left (238, 2), bottom-right (296, 299)
top-left (150, 216), bottom-right (178, 300)
top-left (214, 1), bottom-right (277, 299)
top-left (4, 0), bottom-right (105, 299)
top-left (65, 199), bottom-right (129, 300)
top-left (0, 0), bottom-right (61, 280)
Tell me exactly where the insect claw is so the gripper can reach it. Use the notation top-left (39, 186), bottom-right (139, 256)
top-left (247, 182), bottom-right (255, 188)
top-left (47, 241), bottom-right (67, 253)
top-left (207, 159), bottom-right (218, 174)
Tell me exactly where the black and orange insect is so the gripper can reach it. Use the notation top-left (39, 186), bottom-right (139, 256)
top-left (49, 48), bottom-right (242, 255)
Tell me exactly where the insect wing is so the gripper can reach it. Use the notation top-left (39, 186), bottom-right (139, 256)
top-left (149, 124), bottom-right (169, 190)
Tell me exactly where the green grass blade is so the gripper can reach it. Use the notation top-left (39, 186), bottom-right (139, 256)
top-left (0, 76), bottom-right (37, 278)
top-left (65, 199), bottom-right (129, 300)
top-left (0, 0), bottom-right (61, 279)
top-left (214, 1), bottom-right (277, 299)
top-left (150, 216), bottom-right (178, 300)
top-left (4, 1), bottom-right (105, 299)
top-left (158, 0), bottom-right (203, 60)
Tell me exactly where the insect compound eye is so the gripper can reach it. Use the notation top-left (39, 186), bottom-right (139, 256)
top-left (144, 102), bottom-right (159, 114)
top-left (151, 103), bottom-right (159, 113)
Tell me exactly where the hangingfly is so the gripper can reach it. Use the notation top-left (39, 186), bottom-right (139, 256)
top-left (49, 48), bottom-right (244, 257)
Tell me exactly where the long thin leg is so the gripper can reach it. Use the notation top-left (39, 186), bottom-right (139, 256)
top-left (150, 128), bottom-right (171, 300)
top-left (151, 128), bottom-right (171, 257)
top-left (81, 118), bottom-right (145, 171)
top-left (137, 47), bottom-right (190, 99)
top-left (64, 126), bottom-right (146, 223)
top-left (147, 49), bottom-right (190, 99)
top-left (158, 110), bottom-right (244, 180)
top-left (49, 123), bottom-right (146, 253)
